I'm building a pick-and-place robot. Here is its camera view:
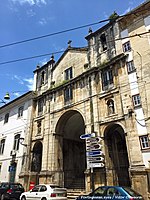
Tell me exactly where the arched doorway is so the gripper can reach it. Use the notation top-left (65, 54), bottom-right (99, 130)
top-left (31, 141), bottom-right (43, 184)
top-left (104, 124), bottom-right (131, 186)
top-left (55, 110), bottom-right (86, 189)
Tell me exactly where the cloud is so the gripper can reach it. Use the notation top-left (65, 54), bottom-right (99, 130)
top-left (11, 0), bottom-right (47, 6)
top-left (13, 92), bottom-right (22, 98)
top-left (11, 75), bottom-right (34, 90)
top-left (12, 75), bottom-right (24, 85)
top-left (38, 18), bottom-right (47, 25)
top-left (23, 78), bottom-right (34, 90)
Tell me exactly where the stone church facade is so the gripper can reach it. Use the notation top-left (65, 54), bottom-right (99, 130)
top-left (20, 1), bottom-right (150, 199)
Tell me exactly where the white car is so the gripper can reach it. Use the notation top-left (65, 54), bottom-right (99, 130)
top-left (20, 184), bottom-right (67, 200)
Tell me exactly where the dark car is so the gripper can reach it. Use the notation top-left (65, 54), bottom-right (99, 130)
top-left (76, 186), bottom-right (143, 200)
top-left (0, 182), bottom-right (25, 200)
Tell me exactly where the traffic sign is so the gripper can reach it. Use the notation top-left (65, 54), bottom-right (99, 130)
top-left (86, 137), bottom-right (102, 144)
top-left (80, 133), bottom-right (95, 139)
top-left (88, 156), bottom-right (104, 162)
top-left (89, 163), bottom-right (105, 168)
top-left (86, 144), bottom-right (102, 151)
top-left (87, 150), bottom-right (103, 156)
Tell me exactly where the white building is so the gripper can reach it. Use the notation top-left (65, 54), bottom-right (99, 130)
top-left (0, 91), bottom-right (33, 183)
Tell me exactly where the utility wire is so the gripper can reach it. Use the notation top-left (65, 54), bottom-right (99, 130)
top-left (0, 31), bottom-right (149, 66)
top-left (0, 7), bottom-right (149, 49)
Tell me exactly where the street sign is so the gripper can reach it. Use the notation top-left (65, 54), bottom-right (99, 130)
top-left (86, 137), bottom-right (102, 144)
top-left (89, 163), bottom-right (105, 168)
top-left (87, 150), bottom-right (103, 156)
top-left (88, 156), bottom-right (104, 162)
top-left (80, 133), bottom-right (95, 139)
top-left (86, 144), bottom-right (102, 151)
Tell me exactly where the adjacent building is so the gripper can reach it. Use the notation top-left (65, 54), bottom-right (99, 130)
top-left (0, 91), bottom-right (33, 183)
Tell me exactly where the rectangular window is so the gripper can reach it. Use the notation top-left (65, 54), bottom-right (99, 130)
top-left (102, 68), bottom-right (113, 90)
top-left (65, 67), bottom-right (72, 80)
top-left (38, 99), bottom-right (43, 114)
top-left (132, 94), bottom-right (141, 107)
top-left (4, 113), bottom-right (9, 124)
top-left (13, 134), bottom-right (20, 151)
top-left (100, 33), bottom-right (107, 51)
top-left (18, 106), bottom-right (24, 118)
top-left (37, 121), bottom-right (41, 135)
top-left (0, 139), bottom-right (5, 154)
top-left (123, 41), bottom-right (131, 52)
top-left (64, 86), bottom-right (73, 102)
top-left (126, 60), bottom-right (135, 73)
top-left (140, 135), bottom-right (150, 149)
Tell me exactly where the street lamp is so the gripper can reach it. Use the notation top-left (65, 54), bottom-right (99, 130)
top-left (19, 137), bottom-right (27, 147)
top-left (0, 92), bottom-right (10, 105)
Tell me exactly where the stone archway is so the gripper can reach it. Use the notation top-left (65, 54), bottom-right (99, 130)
top-left (55, 110), bottom-right (86, 189)
top-left (104, 123), bottom-right (131, 186)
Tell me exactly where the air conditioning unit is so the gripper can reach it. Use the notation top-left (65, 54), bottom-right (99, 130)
top-left (10, 150), bottom-right (16, 156)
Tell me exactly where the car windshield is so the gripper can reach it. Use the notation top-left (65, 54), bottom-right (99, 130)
top-left (11, 184), bottom-right (23, 189)
top-left (0, 183), bottom-right (9, 189)
top-left (123, 187), bottom-right (142, 197)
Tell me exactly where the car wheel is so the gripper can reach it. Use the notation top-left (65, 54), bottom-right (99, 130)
top-left (1, 194), bottom-right (5, 200)
top-left (41, 198), bottom-right (47, 200)
top-left (21, 196), bottom-right (26, 200)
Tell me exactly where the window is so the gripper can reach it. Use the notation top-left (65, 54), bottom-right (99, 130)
top-left (38, 99), bottom-right (44, 114)
top-left (100, 33), bottom-right (107, 51)
top-left (41, 71), bottom-right (45, 85)
top-left (37, 121), bottom-right (41, 135)
top-left (126, 60), bottom-right (135, 73)
top-left (13, 134), bottom-right (20, 151)
top-left (140, 135), bottom-right (150, 149)
top-left (65, 67), bottom-right (72, 80)
top-left (132, 94), bottom-right (141, 107)
top-left (18, 106), bottom-right (24, 118)
top-left (4, 113), bottom-right (9, 124)
top-left (123, 41), bottom-right (131, 52)
top-left (107, 99), bottom-right (115, 115)
top-left (0, 139), bottom-right (5, 154)
top-left (102, 68), bottom-right (113, 90)
top-left (64, 86), bottom-right (73, 102)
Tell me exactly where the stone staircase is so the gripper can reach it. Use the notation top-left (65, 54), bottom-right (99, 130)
top-left (67, 189), bottom-right (87, 199)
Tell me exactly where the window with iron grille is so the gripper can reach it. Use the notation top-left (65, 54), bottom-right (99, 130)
top-left (0, 139), bottom-right (5, 154)
top-left (123, 41), bottom-right (131, 52)
top-left (13, 134), bottom-right (20, 151)
top-left (102, 68), bottom-right (113, 90)
top-left (37, 121), bottom-right (42, 135)
top-left (140, 135), bottom-right (150, 149)
top-left (38, 99), bottom-right (44, 114)
top-left (132, 94), bottom-right (141, 107)
top-left (126, 60), bottom-right (135, 73)
top-left (18, 106), bottom-right (24, 118)
top-left (64, 86), bottom-right (73, 102)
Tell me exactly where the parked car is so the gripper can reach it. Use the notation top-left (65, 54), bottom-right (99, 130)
top-left (0, 182), bottom-right (25, 200)
top-left (20, 184), bottom-right (67, 200)
top-left (76, 186), bottom-right (143, 200)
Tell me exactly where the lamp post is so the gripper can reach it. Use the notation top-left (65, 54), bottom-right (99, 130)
top-left (0, 92), bottom-right (10, 105)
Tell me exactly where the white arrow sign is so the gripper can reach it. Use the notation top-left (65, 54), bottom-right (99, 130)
top-left (89, 163), bottom-right (105, 168)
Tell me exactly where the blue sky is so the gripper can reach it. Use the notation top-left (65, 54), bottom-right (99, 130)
top-left (0, 0), bottom-right (145, 103)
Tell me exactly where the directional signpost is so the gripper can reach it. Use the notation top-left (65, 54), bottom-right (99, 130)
top-left (80, 133), bottom-right (105, 169)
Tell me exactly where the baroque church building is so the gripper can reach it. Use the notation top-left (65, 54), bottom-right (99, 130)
top-left (19, 1), bottom-right (150, 199)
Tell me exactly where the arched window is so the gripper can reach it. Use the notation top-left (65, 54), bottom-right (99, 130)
top-left (107, 99), bottom-right (115, 115)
